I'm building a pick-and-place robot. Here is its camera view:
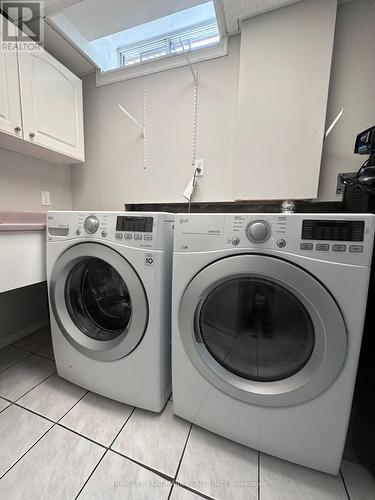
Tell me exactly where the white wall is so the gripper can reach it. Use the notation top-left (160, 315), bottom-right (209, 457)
top-left (72, 36), bottom-right (240, 209)
top-left (0, 148), bottom-right (73, 211)
top-left (318, 0), bottom-right (375, 201)
top-left (72, 0), bottom-right (375, 207)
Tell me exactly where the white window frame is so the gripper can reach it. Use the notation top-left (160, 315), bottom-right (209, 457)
top-left (95, 0), bottom-right (228, 87)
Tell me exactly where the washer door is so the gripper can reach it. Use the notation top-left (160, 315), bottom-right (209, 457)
top-left (179, 254), bottom-right (347, 407)
top-left (50, 243), bottom-right (148, 361)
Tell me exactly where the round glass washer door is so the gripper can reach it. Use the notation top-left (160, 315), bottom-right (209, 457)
top-left (179, 254), bottom-right (347, 407)
top-left (50, 243), bottom-right (148, 361)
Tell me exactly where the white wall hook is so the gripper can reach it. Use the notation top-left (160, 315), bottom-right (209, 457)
top-left (325, 108), bottom-right (344, 139)
top-left (118, 103), bottom-right (145, 138)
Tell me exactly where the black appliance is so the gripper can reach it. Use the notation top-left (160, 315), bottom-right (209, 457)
top-left (343, 127), bottom-right (375, 477)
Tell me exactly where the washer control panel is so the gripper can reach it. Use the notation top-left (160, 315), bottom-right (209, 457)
top-left (46, 212), bottom-right (172, 251)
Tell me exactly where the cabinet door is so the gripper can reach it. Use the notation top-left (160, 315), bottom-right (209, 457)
top-left (234, 0), bottom-right (337, 200)
top-left (0, 16), bottom-right (22, 137)
top-left (18, 48), bottom-right (84, 161)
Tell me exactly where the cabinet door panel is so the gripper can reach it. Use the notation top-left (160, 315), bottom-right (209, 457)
top-left (18, 48), bottom-right (84, 161)
top-left (235, 0), bottom-right (337, 200)
top-left (0, 16), bottom-right (22, 137)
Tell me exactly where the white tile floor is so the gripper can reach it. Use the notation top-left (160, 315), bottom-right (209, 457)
top-left (0, 328), bottom-right (374, 500)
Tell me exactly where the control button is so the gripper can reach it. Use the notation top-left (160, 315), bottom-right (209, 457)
top-left (332, 244), bottom-right (346, 252)
top-left (277, 239), bottom-right (286, 248)
top-left (300, 243), bottom-right (313, 250)
top-left (246, 220), bottom-right (271, 243)
top-left (76, 229), bottom-right (81, 236)
top-left (231, 237), bottom-right (240, 246)
top-left (349, 245), bottom-right (363, 253)
top-left (316, 243), bottom-right (329, 251)
top-left (115, 233), bottom-right (123, 240)
top-left (124, 234), bottom-right (132, 240)
top-left (101, 230), bottom-right (107, 238)
top-left (134, 234), bottom-right (142, 240)
top-left (84, 215), bottom-right (99, 234)
top-left (144, 235), bottom-right (153, 241)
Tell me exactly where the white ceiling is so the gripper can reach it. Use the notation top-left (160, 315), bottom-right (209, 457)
top-left (41, 0), bottom-right (354, 76)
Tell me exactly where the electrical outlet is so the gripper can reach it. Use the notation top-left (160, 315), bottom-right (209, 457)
top-left (41, 191), bottom-right (51, 206)
top-left (194, 159), bottom-right (204, 176)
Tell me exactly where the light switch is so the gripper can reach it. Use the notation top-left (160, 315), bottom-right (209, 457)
top-left (41, 191), bottom-right (51, 206)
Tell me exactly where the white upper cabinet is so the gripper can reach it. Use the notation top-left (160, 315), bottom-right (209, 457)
top-left (0, 14), bottom-right (84, 164)
top-left (0, 16), bottom-right (22, 138)
top-left (234, 0), bottom-right (337, 201)
top-left (18, 48), bottom-right (84, 161)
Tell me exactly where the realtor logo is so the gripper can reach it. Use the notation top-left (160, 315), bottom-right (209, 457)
top-left (1, 1), bottom-right (43, 51)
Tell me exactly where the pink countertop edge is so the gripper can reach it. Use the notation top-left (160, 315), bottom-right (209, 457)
top-left (0, 211), bottom-right (47, 232)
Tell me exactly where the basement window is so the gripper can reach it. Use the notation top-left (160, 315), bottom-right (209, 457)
top-left (47, 0), bottom-right (226, 84)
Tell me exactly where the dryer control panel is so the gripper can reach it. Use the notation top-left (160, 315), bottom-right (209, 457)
top-left (174, 213), bottom-right (375, 266)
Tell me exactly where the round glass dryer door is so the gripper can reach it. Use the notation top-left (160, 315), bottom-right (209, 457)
top-left (179, 254), bottom-right (347, 407)
top-left (50, 243), bottom-right (148, 361)
top-left (199, 277), bottom-right (315, 383)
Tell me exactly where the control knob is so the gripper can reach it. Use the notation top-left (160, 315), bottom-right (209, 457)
top-left (246, 220), bottom-right (271, 243)
top-left (84, 215), bottom-right (99, 234)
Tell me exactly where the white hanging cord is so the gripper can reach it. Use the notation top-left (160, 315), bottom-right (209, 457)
top-left (188, 166), bottom-right (201, 213)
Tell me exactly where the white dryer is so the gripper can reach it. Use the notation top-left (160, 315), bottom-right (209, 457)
top-left (172, 213), bottom-right (375, 474)
top-left (47, 211), bottom-right (174, 412)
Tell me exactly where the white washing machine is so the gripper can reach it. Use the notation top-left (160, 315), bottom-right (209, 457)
top-left (47, 211), bottom-right (174, 412)
top-left (172, 213), bottom-right (375, 474)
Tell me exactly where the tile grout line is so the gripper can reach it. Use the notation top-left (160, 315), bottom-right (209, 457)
top-left (0, 356), bottom-right (205, 500)
top-left (74, 449), bottom-right (108, 500)
top-left (8, 389), bottom-right (177, 486)
top-left (56, 390), bottom-right (89, 423)
top-left (57, 422), bottom-right (108, 449)
top-left (172, 482), bottom-right (215, 500)
top-left (340, 468), bottom-right (352, 500)
top-left (173, 423), bottom-right (193, 482)
top-left (12, 401), bottom-right (56, 425)
top-left (10, 388), bottom-right (89, 427)
top-left (166, 423), bottom-right (212, 500)
top-left (109, 406), bottom-right (136, 448)
top-left (13, 346), bottom-right (55, 362)
top-left (74, 405), bottom-right (138, 500)
top-left (13, 369), bottom-right (57, 404)
top-left (0, 423), bottom-right (56, 481)
top-left (0, 390), bottom-right (96, 485)
top-left (0, 353), bottom-right (33, 375)
top-left (111, 448), bottom-right (174, 482)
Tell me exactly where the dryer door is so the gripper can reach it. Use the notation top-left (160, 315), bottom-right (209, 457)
top-left (50, 243), bottom-right (148, 361)
top-left (179, 254), bottom-right (347, 407)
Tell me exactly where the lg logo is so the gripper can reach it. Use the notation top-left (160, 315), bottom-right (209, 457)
top-left (145, 254), bottom-right (154, 266)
